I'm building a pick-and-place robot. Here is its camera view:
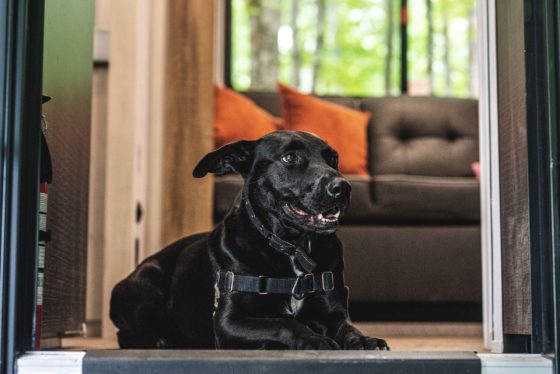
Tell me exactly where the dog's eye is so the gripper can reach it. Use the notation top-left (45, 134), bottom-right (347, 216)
top-left (281, 152), bottom-right (298, 164)
top-left (329, 154), bottom-right (339, 168)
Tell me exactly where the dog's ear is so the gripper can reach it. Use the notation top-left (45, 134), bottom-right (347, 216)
top-left (193, 140), bottom-right (256, 178)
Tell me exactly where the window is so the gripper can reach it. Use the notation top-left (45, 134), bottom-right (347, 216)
top-left (228, 0), bottom-right (477, 97)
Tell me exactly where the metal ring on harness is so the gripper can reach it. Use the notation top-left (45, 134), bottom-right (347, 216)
top-left (291, 273), bottom-right (313, 299)
top-left (258, 275), bottom-right (268, 295)
top-left (225, 271), bottom-right (235, 292)
top-left (322, 271), bottom-right (334, 292)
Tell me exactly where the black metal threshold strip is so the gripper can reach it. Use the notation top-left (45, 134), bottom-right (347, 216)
top-left (82, 350), bottom-right (480, 374)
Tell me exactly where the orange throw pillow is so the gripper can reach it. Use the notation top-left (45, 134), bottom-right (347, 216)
top-left (278, 83), bottom-right (370, 175)
top-left (214, 86), bottom-right (280, 148)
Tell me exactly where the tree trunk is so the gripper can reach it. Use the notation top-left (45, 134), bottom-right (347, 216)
top-left (311, 0), bottom-right (327, 92)
top-left (290, 0), bottom-right (301, 88)
top-left (426, 0), bottom-right (434, 93)
top-left (385, 0), bottom-right (394, 93)
top-left (442, 3), bottom-right (452, 95)
top-left (468, 9), bottom-right (477, 96)
top-left (249, 0), bottom-right (280, 90)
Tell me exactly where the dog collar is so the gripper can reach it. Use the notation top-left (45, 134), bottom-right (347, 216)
top-left (243, 189), bottom-right (317, 273)
top-left (215, 270), bottom-right (343, 297)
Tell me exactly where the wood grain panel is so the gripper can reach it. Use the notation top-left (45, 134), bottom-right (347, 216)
top-left (496, 0), bottom-right (531, 335)
top-left (162, 0), bottom-right (215, 245)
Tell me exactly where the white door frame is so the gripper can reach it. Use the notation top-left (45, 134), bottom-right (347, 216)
top-left (478, 0), bottom-right (503, 353)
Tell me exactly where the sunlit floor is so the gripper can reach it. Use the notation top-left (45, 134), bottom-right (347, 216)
top-left (356, 322), bottom-right (485, 352)
top-left (59, 322), bottom-right (485, 352)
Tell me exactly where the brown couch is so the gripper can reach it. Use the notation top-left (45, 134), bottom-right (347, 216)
top-left (214, 93), bottom-right (481, 319)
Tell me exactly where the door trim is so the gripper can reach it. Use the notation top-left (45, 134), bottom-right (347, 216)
top-left (478, 0), bottom-right (504, 353)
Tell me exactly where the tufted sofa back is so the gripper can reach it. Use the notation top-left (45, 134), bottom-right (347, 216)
top-left (362, 96), bottom-right (478, 177)
top-left (244, 92), bottom-right (478, 177)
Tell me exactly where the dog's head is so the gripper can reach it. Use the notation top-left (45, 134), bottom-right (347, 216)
top-left (193, 131), bottom-right (351, 234)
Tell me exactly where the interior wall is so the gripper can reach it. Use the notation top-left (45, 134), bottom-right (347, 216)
top-left (92, 0), bottom-right (215, 339)
top-left (86, 0), bottom-right (111, 338)
top-left (86, 67), bottom-right (108, 337)
top-left (100, 0), bottom-right (138, 339)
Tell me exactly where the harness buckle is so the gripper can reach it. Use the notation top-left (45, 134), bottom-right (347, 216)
top-left (304, 273), bottom-right (315, 293)
top-left (322, 272), bottom-right (334, 292)
top-left (225, 271), bottom-right (235, 292)
top-left (258, 275), bottom-right (268, 295)
top-left (291, 276), bottom-right (304, 298)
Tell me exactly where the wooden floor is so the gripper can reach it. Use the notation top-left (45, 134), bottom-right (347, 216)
top-left (356, 322), bottom-right (485, 352)
top-left (60, 322), bottom-right (485, 352)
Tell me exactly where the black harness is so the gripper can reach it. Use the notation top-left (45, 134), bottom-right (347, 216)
top-left (214, 190), bottom-right (344, 297)
top-left (215, 270), bottom-right (344, 297)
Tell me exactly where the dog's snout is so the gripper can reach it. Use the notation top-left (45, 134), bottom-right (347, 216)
top-left (327, 177), bottom-right (351, 198)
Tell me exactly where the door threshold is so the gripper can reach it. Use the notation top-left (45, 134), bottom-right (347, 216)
top-left (16, 350), bottom-right (553, 374)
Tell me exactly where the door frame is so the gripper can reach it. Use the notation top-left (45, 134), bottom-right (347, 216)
top-left (0, 0), bottom-right (45, 373)
top-left (478, 0), bottom-right (504, 353)
top-left (0, 0), bottom-right (559, 373)
top-left (523, 0), bottom-right (560, 364)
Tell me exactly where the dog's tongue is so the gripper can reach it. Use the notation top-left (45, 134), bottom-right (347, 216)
top-left (291, 205), bottom-right (309, 216)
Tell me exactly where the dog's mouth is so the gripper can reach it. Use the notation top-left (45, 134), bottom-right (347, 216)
top-left (283, 202), bottom-right (341, 227)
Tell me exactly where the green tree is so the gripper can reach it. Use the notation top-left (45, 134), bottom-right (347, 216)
top-left (231, 0), bottom-right (477, 98)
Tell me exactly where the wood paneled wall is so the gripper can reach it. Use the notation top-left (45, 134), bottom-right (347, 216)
top-left (162, 0), bottom-right (215, 245)
top-left (496, 0), bottom-right (531, 335)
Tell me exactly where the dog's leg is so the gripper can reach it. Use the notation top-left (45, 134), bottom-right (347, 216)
top-left (215, 316), bottom-right (341, 350)
top-left (299, 287), bottom-right (389, 350)
top-left (110, 261), bottom-right (172, 348)
top-left (332, 321), bottom-right (389, 350)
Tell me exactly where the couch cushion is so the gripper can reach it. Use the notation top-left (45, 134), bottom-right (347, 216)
top-left (346, 175), bottom-right (480, 222)
top-left (214, 175), bottom-right (480, 223)
top-left (362, 96), bottom-right (479, 177)
top-left (339, 224), bottom-right (481, 302)
top-left (214, 86), bottom-right (280, 148)
top-left (278, 84), bottom-right (370, 175)
top-left (243, 91), bottom-right (361, 117)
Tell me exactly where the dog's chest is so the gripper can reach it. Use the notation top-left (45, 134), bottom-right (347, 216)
top-left (285, 296), bottom-right (304, 316)
top-left (284, 258), bottom-right (305, 317)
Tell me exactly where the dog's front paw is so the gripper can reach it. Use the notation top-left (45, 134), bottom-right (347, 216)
top-left (362, 336), bottom-right (389, 350)
top-left (296, 335), bottom-right (341, 350)
top-left (343, 334), bottom-right (389, 350)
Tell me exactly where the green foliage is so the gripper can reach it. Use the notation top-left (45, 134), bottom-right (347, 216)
top-left (231, 0), bottom-right (477, 98)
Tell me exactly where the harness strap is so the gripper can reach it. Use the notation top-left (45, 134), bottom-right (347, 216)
top-left (215, 270), bottom-right (344, 296)
top-left (243, 189), bottom-right (317, 273)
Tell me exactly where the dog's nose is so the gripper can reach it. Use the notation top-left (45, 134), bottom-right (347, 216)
top-left (327, 177), bottom-right (351, 198)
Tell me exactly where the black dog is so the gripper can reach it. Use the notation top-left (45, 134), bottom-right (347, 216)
top-left (110, 131), bottom-right (388, 350)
